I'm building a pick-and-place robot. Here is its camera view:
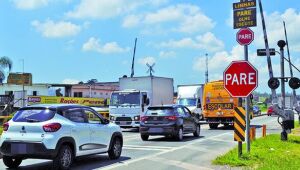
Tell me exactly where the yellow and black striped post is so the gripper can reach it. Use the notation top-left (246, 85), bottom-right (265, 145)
top-left (234, 107), bottom-right (246, 158)
top-left (234, 107), bottom-right (246, 141)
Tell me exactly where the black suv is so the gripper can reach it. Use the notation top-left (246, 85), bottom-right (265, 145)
top-left (140, 105), bottom-right (200, 141)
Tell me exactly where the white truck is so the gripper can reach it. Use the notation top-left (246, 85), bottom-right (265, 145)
top-left (109, 76), bottom-right (174, 128)
top-left (176, 84), bottom-right (203, 120)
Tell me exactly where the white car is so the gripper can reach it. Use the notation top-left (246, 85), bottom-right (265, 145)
top-left (0, 104), bottom-right (123, 170)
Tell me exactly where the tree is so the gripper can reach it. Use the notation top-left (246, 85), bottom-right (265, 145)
top-left (0, 56), bottom-right (12, 83)
top-left (87, 79), bottom-right (97, 84)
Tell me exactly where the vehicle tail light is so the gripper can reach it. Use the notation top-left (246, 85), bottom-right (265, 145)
top-left (165, 116), bottom-right (177, 121)
top-left (140, 116), bottom-right (148, 122)
top-left (3, 122), bottom-right (9, 131)
top-left (43, 123), bottom-right (61, 132)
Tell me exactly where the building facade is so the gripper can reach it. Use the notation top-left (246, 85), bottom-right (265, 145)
top-left (71, 82), bottom-right (119, 99)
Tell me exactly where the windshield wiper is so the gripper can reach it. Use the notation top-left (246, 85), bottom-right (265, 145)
top-left (25, 118), bottom-right (40, 122)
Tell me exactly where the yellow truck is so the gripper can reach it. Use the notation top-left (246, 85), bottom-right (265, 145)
top-left (202, 80), bottom-right (253, 129)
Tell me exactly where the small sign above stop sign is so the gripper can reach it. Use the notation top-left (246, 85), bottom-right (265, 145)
top-left (223, 61), bottom-right (258, 97)
top-left (236, 28), bottom-right (254, 46)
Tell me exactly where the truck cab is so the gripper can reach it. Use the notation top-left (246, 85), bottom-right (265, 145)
top-left (109, 90), bottom-right (150, 128)
top-left (176, 85), bottom-right (203, 120)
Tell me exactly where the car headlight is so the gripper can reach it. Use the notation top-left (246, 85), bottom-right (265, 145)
top-left (134, 115), bottom-right (140, 121)
top-left (110, 116), bottom-right (115, 121)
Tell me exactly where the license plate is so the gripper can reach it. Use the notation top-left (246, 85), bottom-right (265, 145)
top-left (11, 144), bottom-right (27, 154)
top-left (149, 127), bottom-right (163, 133)
top-left (153, 117), bottom-right (158, 121)
top-left (119, 121), bottom-right (127, 125)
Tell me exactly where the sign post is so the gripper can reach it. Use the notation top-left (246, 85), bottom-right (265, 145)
top-left (233, 0), bottom-right (257, 154)
top-left (224, 60), bottom-right (258, 155)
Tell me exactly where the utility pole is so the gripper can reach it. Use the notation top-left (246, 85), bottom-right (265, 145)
top-left (22, 59), bottom-right (25, 107)
top-left (131, 38), bottom-right (137, 78)
top-left (205, 53), bottom-right (208, 83)
top-left (258, 0), bottom-right (277, 103)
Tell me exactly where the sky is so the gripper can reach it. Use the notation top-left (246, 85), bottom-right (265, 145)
top-left (0, 0), bottom-right (300, 93)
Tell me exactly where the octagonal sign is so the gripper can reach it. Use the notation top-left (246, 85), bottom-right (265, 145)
top-left (236, 28), bottom-right (254, 46)
top-left (223, 61), bottom-right (258, 97)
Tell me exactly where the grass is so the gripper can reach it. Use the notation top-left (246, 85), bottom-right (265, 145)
top-left (295, 121), bottom-right (299, 128)
top-left (0, 127), bottom-right (2, 135)
top-left (213, 130), bottom-right (300, 169)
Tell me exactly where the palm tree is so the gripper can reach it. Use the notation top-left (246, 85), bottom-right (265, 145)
top-left (0, 56), bottom-right (12, 83)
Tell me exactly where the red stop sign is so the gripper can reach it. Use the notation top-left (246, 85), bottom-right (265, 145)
top-left (223, 61), bottom-right (258, 97)
top-left (236, 28), bottom-right (254, 46)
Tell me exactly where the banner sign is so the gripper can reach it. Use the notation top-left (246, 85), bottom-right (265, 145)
top-left (28, 96), bottom-right (106, 106)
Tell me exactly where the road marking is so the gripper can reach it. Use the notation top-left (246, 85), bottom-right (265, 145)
top-left (148, 157), bottom-right (213, 170)
top-left (124, 135), bottom-right (140, 140)
top-left (102, 132), bottom-right (231, 170)
top-left (207, 138), bottom-right (236, 143)
top-left (124, 147), bottom-right (166, 151)
top-left (124, 145), bottom-right (174, 149)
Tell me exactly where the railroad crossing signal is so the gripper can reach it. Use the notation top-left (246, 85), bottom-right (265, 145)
top-left (223, 61), bottom-right (258, 97)
top-left (234, 107), bottom-right (246, 141)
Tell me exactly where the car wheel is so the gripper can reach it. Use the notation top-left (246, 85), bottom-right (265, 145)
top-left (209, 123), bottom-right (219, 129)
top-left (108, 137), bottom-right (122, 160)
top-left (175, 127), bottom-right (183, 141)
top-left (193, 125), bottom-right (200, 137)
top-left (3, 156), bottom-right (22, 169)
top-left (141, 134), bottom-right (149, 141)
top-left (52, 145), bottom-right (73, 170)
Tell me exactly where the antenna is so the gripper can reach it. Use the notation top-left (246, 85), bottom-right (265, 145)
top-left (283, 21), bottom-right (297, 106)
top-left (131, 38), bottom-right (137, 78)
top-left (146, 63), bottom-right (155, 77)
top-left (205, 53), bottom-right (208, 83)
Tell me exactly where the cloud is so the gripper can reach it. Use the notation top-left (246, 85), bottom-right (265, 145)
top-left (138, 56), bottom-right (156, 65)
top-left (82, 37), bottom-right (130, 54)
top-left (31, 19), bottom-right (81, 38)
top-left (159, 51), bottom-right (176, 58)
top-left (62, 78), bottom-right (79, 84)
top-left (66, 0), bottom-right (140, 19)
top-left (122, 4), bottom-right (214, 34)
top-left (66, 0), bottom-right (169, 19)
top-left (122, 15), bottom-right (141, 28)
top-left (159, 32), bottom-right (224, 52)
top-left (243, 8), bottom-right (300, 52)
top-left (193, 45), bottom-right (243, 73)
top-left (12, 0), bottom-right (49, 10)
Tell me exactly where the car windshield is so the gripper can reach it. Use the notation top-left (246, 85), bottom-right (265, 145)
top-left (145, 107), bottom-right (175, 116)
top-left (110, 92), bottom-right (140, 106)
top-left (13, 108), bottom-right (56, 122)
top-left (177, 98), bottom-right (197, 106)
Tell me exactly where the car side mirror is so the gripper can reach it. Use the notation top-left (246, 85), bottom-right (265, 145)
top-left (145, 98), bottom-right (150, 106)
top-left (102, 118), bottom-right (110, 124)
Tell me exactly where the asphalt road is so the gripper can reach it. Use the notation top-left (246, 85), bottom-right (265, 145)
top-left (0, 115), bottom-right (282, 170)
